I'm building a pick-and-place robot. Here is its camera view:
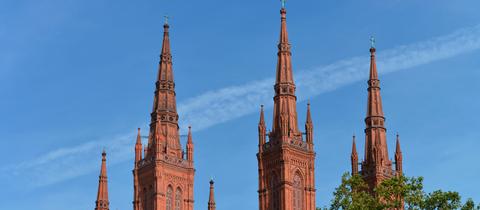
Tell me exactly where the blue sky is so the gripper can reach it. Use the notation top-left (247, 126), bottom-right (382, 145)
top-left (1, 0), bottom-right (480, 209)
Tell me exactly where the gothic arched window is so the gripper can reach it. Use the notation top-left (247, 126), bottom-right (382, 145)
top-left (166, 185), bottom-right (173, 210)
top-left (175, 187), bottom-right (182, 210)
top-left (292, 173), bottom-right (303, 210)
top-left (270, 173), bottom-right (279, 210)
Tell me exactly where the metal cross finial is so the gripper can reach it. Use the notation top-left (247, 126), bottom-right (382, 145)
top-left (164, 15), bottom-right (169, 24)
top-left (370, 36), bottom-right (376, 48)
top-left (281, 0), bottom-right (286, 8)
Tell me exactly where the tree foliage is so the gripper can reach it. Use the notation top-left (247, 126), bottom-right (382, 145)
top-left (323, 172), bottom-right (479, 210)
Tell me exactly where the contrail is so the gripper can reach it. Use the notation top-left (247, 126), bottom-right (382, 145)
top-left (5, 24), bottom-right (480, 188)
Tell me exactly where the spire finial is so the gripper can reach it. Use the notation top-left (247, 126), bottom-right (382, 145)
top-left (164, 15), bottom-right (169, 25)
top-left (281, 0), bottom-right (286, 8)
top-left (370, 36), bottom-right (376, 49)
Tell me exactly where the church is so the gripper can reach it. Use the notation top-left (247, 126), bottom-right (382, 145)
top-left (92, 3), bottom-right (403, 210)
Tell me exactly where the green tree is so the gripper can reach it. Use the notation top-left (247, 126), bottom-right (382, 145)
top-left (423, 190), bottom-right (461, 210)
top-left (329, 173), bottom-right (379, 210)
top-left (326, 172), bottom-right (477, 210)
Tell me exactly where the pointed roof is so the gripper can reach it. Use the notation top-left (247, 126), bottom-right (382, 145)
top-left (187, 126), bottom-right (193, 145)
top-left (351, 135), bottom-right (358, 157)
top-left (95, 150), bottom-right (109, 210)
top-left (136, 128), bottom-right (142, 145)
top-left (275, 7), bottom-right (294, 84)
top-left (208, 179), bottom-right (216, 210)
top-left (158, 23), bottom-right (174, 82)
top-left (306, 103), bottom-right (312, 125)
top-left (259, 105), bottom-right (265, 126)
top-left (361, 44), bottom-right (393, 187)
top-left (148, 21), bottom-right (182, 158)
top-left (395, 133), bottom-right (402, 154)
top-left (366, 47), bottom-right (385, 120)
top-left (272, 6), bottom-right (299, 135)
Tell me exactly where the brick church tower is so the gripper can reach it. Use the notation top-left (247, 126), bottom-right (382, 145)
top-left (133, 21), bottom-right (195, 210)
top-left (257, 4), bottom-right (316, 210)
top-left (351, 45), bottom-right (403, 191)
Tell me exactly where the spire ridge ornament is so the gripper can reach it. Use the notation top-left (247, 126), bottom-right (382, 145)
top-left (370, 36), bottom-right (376, 48)
top-left (164, 15), bottom-right (169, 25)
top-left (281, 0), bottom-right (286, 8)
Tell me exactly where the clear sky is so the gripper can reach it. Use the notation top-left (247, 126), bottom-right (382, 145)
top-left (1, 0), bottom-right (480, 209)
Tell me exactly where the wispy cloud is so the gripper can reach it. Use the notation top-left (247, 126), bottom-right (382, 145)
top-left (5, 24), bottom-right (480, 188)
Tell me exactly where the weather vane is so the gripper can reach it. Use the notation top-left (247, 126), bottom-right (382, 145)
top-left (164, 15), bottom-right (169, 24)
top-left (370, 36), bottom-right (376, 48)
top-left (281, 0), bottom-right (286, 8)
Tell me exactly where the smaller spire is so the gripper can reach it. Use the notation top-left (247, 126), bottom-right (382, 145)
top-left (304, 102), bottom-right (314, 148)
top-left (208, 179), bottom-right (216, 210)
top-left (259, 105), bottom-right (265, 126)
top-left (281, 0), bottom-right (287, 8)
top-left (351, 135), bottom-right (359, 175)
top-left (395, 133), bottom-right (403, 175)
top-left (306, 102), bottom-right (312, 124)
top-left (135, 128), bottom-right (143, 163)
top-left (395, 133), bottom-right (402, 154)
top-left (258, 105), bottom-right (267, 152)
top-left (95, 150), bottom-right (109, 210)
top-left (351, 135), bottom-right (358, 156)
top-left (136, 128), bottom-right (142, 144)
top-left (187, 126), bottom-right (193, 144)
top-left (186, 126), bottom-right (194, 161)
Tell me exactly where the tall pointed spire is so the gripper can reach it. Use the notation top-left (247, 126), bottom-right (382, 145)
top-left (148, 19), bottom-right (182, 159)
top-left (133, 19), bottom-right (196, 210)
top-left (257, 4), bottom-right (316, 209)
top-left (351, 135), bottom-right (358, 175)
top-left (208, 179), bottom-right (216, 210)
top-left (95, 150), bottom-right (109, 210)
top-left (360, 40), bottom-right (394, 190)
top-left (364, 43), bottom-right (389, 166)
top-left (272, 5), bottom-right (299, 137)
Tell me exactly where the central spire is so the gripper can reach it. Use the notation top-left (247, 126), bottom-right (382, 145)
top-left (147, 21), bottom-right (183, 159)
top-left (364, 46), bottom-right (389, 166)
top-left (272, 6), bottom-right (299, 136)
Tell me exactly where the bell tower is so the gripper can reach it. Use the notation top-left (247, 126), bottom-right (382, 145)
top-left (133, 21), bottom-right (195, 210)
top-left (257, 3), bottom-right (316, 210)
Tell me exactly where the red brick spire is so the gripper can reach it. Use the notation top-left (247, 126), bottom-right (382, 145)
top-left (135, 128), bottom-right (142, 164)
top-left (272, 6), bottom-right (300, 137)
top-left (258, 105), bottom-right (266, 152)
top-left (362, 45), bottom-right (394, 188)
top-left (148, 21), bottom-right (182, 159)
top-left (95, 150), bottom-right (109, 210)
top-left (208, 179), bottom-right (216, 210)
top-left (186, 126), bottom-right (194, 161)
top-left (395, 133), bottom-right (403, 175)
top-left (305, 103), bottom-right (314, 149)
top-left (351, 135), bottom-right (359, 175)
